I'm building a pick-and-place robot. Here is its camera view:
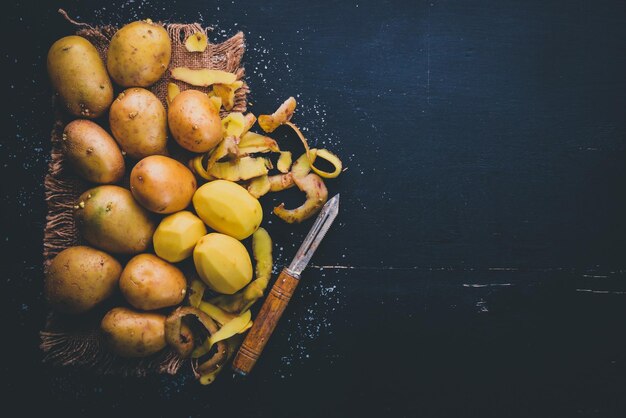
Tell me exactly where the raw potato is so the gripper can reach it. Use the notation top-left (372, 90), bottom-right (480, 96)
top-left (62, 120), bottom-right (125, 184)
top-left (130, 155), bottom-right (197, 214)
top-left (171, 68), bottom-right (237, 87)
top-left (153, 211), bottom-right (207, 262)
top-left (193, 233), bottom-right (253, 294)
top-left (109, 88), bottom-right (168, 159)
top-left (193, 180), bottom-right (262, 240)
top-left (47, 36), bottom-right (113, 118)
top-left (119, 254), bottom-right (187, 310)
top-left (185, 32), bottom-right (208, 52)
top-left (75, 185), bottom-right (156, 254)
top-left (168, 90), bottom-right (222, 153)
top-left (45, 246), bottom-right (122, 314)
top-left (213, 81), bottom-right (243, 111)
top-left (107, 20), bottom-right (171, 87)
top-left (101, 307), bottom-right (166, 357)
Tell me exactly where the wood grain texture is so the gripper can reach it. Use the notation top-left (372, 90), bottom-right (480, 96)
top-left (232, 268), bottom-right (300, 375)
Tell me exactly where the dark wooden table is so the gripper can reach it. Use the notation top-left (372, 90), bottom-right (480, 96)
top-left (4, 0), bottom-right (626, 416)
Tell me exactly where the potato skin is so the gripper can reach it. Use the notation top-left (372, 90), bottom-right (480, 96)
top-left (107, 20), bottom-right (171, 87)
top-left (109, 88), bottom-right (168, 160)
top-left (45, 246), bottom-right (121, 314)
top-left (130, 155), bottom-right (197, 214)
top-left (119, 254), bottom-right (187, 310)
top-left (168, 90), bottom-right (222, 152)
top-left (62, 120), bottom-right (125, 184)
top-left (47, 36), bottom-right (113, 118)
top-left (74, 185), bottom-right (156, 254)
top-left (101, 307), bottom-right (166, 357)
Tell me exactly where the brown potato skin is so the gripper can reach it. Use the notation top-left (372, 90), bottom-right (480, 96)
top-left (45, 246), bottom-right (122, 314)
top-left (168, 90), bottom-right (222, 152)
top-left (106, 20), bottom-right (171, 87)
top-left (130, 155), bottom-right (197, 214)
top-left (101, 307), bottom-right (166, 357)
top-left (62, 120), bottom-right (125, 184)
top-left (119, 254), bottom-right (187, 310)
top-left (74, 185), bottom-right (156, 254)
top-left (109, 88), bottom-right (168, 160)
top-left (47, 36), bottom-right (113, 118)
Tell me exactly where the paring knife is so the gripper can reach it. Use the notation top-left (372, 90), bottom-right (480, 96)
top-left (232, 194), bottom-right (340, 375)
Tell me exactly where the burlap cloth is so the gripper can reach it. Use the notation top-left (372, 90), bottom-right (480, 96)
top-left (40, 12), bottom-right (249, 376)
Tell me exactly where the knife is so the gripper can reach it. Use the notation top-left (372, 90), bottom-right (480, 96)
top-left (232, 194), bottom-right (340, 375)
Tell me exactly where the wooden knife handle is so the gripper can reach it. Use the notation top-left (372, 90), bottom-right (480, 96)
top-left (232, 267), bottom-right (300, 375)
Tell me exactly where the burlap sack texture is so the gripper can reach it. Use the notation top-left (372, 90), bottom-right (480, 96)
top-left (40, 10), bottom-right (249, 376)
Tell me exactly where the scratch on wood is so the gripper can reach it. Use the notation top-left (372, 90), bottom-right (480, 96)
top-left (576, 289), bottom-right (626, 295)
top-left (463, 283), bottom-right (513, 288)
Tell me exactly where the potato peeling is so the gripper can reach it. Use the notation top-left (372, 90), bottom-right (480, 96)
top-left (171, 67), bottom-right (237, 87)
top-left (277, 151), bottom-right (292, 173)
top-left (166, 82), bottom-right (180, 104)
top-left (208, 156), bottom-right (271, 181)
top-left (184, 32), bottom-right (208, 52)
top-left (309, 148), bottom-right (343, 179)
top-left (213, 81), bottom-right (243, 110)
top-left (274, 173), bottom-right (328, 223)
top-left (221, 112), bottom-right (246, 137)
top-left (247, 175), bottom-right (271, 198)
top-left (238, 131), bottom-right (280, 154)
top-left (258, 97), bottom-right (297, 133)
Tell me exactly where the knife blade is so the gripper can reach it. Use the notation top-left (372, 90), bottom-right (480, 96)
top-left (231, 194), bottom-right (340, 375)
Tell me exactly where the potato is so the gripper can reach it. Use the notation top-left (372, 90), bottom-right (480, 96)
top-left (62, 120), bottom-right (125, 184)
top-left (45, 246), bottom-right (121, 314)
top-left (130, 155), bottom-right (197, 214)
top-left (101, 307), bottom-right (166, 357)
top-left (168, 90), bottom-right (222, 153)
top-left (193, 180), bottom-right (262, 240)
top-left (47, 35), bottom-right (113, 118)
top-left (119, 254), bottom-right (187, 310)
top-left (153, 211), bottom-right (207, 262)
top-left (193, 233), bottom-right (253, 294)
top-left (107, 20), bottom-right (171, 87)
top-left (109, 88), bottom-right (168, 160)
top-left (75, 185), bottom-right (156, 254)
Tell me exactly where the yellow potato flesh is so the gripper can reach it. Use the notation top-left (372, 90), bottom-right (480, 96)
top-left (208, 95), bottom-right (222, 112)
top-left (188, 279), bottom-right (206, 308)
top-left (184, 32), bottom-right (208, 52)
top-left (208, 156), bottom-right (271, 181)
top-left (274, 173), bottom-right (328, 223)
top-left (213, 81), bottom-right (243, 110)
top-left (277, 151), bottom-right (292, 173)
top-left (258, 97), bottom-right (296, 133)
top-left (167, 83), bottom-right (180, 104)
top-left (238, 132), bottom-right (280, 154)
top-left (193, 310), bottom-right (251, 358)
top-left (247, 175), bottom-right (271, 198)
top-left (171, 68), bottom-right (236, 87)
top-left (153, 211), bottom-right (207, 262)
top-left (193, 180), bottom-right (262, 240)
top-left (221, 112), bottom-right (246, 137)
top-left (193, 233), bottom-right (253, 294)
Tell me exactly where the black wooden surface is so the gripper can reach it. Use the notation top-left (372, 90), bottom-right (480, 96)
top-left (3, 0), bottom-right (626, 416)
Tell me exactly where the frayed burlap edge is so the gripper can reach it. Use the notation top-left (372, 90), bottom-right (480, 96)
top-left (40, 11), bottom-right (248, 376)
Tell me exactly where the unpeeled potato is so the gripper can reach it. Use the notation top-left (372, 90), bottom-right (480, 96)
top-left (101, 307), bottom-right (166, 357)
top-left (109, 88), bottom-right (168, 160)
top-left (130, 155), bottom-right (197, 214)
top-left (119, 254), bottom-right (187, 310)
top-left (107, 20), bottom-right (171, 87)
top-left (168, 90), bottom-right (222, 153)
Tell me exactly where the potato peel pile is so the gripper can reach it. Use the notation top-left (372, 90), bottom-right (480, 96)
top-left (189, 95), bottom-right (343, 224)
top-left (45, 19), bottom-right (344, 388)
